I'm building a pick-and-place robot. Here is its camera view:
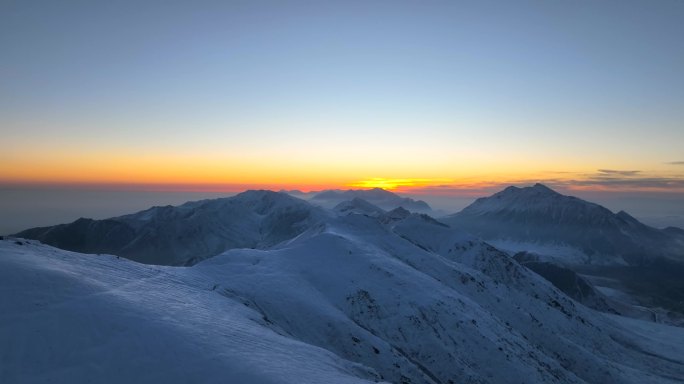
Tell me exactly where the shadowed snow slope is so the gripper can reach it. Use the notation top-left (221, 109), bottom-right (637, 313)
top-left (14, 191), bottom-right (326, 266)
top-left (4, 205), bottom-right (684, 383)
top-left (441, 184), bottom-right (683, 265)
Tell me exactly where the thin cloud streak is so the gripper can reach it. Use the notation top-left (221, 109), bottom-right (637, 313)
top-left (400, 170), bottom-right (684, 197)
top-left (596, 169), bottom-right (641, 176)
top-left (4, 171), bottom-right (684, 197)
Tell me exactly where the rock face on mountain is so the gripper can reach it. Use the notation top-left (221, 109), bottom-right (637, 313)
top-left (4, 201), bottom-right (684, 383)
top-left (15, 191), bottom-right (326, 266)
top-left (441, 184), bottom-right (683, 265)
top-left (311, 188), bottom-right (432, 212)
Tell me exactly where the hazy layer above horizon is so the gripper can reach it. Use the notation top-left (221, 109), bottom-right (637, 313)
top-left (2, 188), bottom-right (683, 236)
top-left (0, 189), bottom-right (235, 235)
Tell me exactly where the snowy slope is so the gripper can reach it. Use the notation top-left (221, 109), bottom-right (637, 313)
top-left (0, 239), bottom-right (379, 384)
top-left (198, 214), bottom-right (684, 383)
top-left (14, 191), bottom-right (326, 266)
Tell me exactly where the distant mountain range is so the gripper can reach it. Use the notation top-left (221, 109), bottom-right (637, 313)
top-left (309, 187), bottom-right (433, 212)
top-left (14, 188), bottom-right (433, 266)
top-left (5, 190), bottom-right (684, 383)
top-left (12, 184), bottom-right (684, 323)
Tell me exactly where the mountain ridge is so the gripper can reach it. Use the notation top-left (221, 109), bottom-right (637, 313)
top-left (15, 190), bottom-right (326, 266)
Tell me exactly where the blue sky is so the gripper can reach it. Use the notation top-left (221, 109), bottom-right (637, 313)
top-left (1, 0), bottom-right (683, 189)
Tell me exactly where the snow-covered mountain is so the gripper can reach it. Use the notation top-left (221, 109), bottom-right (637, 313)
top-left (4, 203), bottom-right (684, 383)
top-left (441, 183), bottom-right (683, 266)
top-left (15, 191), bottom-right (326, 266)
top-left (310, 188), bottom-right (432, 212)
top-left (441, 184), bottom-right (684, 324)
top-left (5, 191), bottom-right (684, 382)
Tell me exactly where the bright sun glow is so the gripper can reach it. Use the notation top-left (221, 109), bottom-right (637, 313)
top-left (347, 178), bottom-right (453, 190)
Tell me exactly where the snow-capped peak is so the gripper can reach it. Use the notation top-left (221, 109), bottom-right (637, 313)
top-left (460, 183), bottom-right (604, 216)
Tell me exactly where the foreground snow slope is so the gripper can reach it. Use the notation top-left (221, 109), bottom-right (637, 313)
top-left (0, 240), bottom-right (378, 384)
top-left (3, 204), bottom-right (684, 384)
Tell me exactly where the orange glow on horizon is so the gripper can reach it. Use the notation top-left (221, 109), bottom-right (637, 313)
top-left (2, 175), bottom-right (682, 196)
top-left (2, 150), bottom-right (683, 195)
top-left (346, 178), bottom-right (454, 191)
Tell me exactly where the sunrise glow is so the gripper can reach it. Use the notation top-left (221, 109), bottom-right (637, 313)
top-left (1, 1), bottom-right (683, 198)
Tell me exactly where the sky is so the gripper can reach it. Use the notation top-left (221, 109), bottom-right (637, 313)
top-left (1, 0), bottom-right (684, 232)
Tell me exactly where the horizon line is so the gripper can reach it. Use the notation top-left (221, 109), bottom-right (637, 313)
top-left (2, 180), bottom-right (683, 198)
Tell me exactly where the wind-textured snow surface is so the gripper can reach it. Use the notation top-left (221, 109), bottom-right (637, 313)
top-left (3, 195), bottom-right (684, 384)
top-left (0, 240), bottom-right (377, 384)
